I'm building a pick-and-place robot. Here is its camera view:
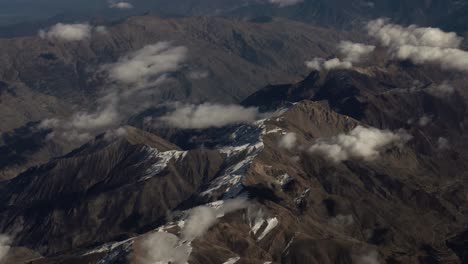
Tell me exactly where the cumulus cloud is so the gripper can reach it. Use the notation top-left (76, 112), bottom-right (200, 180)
top-left (418, 115), bottom-right (431, 127)
top-left (39, 23), bottom-right (93, 41)
top-left (95, 26), bottom-right (108, 35)
top-left (0, 235), bottom-right (11, 261)
top-left (70, 106), bottom-right (119, 131)
top-left (182, 197), bottom-right (248, 241)
top-left (395, 46), bottom-right (468, 71)
top-left (367, 19), bottom-right (468, 71)
top-left (109, 1), bottom-right (133, 9)
top-left (187, 70), bottom-right (209, 80)
top-left (138, 197), bottom-right (248, 264)
top-left (278, 132), bottom-right (297, 150)
top-left (338, 41), bottom-right (376, 63)
top-left (159, 103), bottom-right (260, 129)
top-left (354, 250), bottom-right (381, 264)
top-left (305, 57), bottom-right (352, 71)
top-left (305, 58), bottom-right (325, 71)
top-left (427, 82), bottom-right (456, 97)
top-left (41, 42), bottom-right (188, 143)
top-left (306, 41), bottom-right (373, 71)
top-left (137, 232), bottom-right (191, 264)
top-left (39, 105), bottom-right (121, 142)
top-left (437, 137), bottom-right (450, 150)
top-left (329, 214), bottom-right (354, 226)
top-left (105, 42), bottom-right (187, 87)
top-left (182, 206), bottom-right (218, 241)
top-left (309, 126), bottom-right (411, 162)
top-left (367, 19), bottom-right (462, 48)
top-left (269, 0), bottom-right (303, 7)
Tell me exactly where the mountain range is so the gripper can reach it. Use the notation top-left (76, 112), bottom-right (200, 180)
top-left (0, 2), bottom-right (468, 264)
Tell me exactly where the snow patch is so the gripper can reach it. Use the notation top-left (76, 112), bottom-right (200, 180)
top-left (257, 217), bottom-right (279, 241)
top-left (83, 238), bottom-right (134, 256)
top-left (202, 123), bottom-right (264, 198)
top-left (139, 147), bottom-right (187, 181)
top-left (223, 257), bottom-right (241, 264)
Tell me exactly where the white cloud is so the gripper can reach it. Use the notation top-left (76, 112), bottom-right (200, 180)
top-left (182, 197), bottom-right (249, 241)
top-left (159, 103), bottom-right (260, 129)
top-left (181, 206), bottom-right (217, 241)
top-left (105, 42), bottom-right (187, 87)
top-left (418, 115), bottom-right (431, 127)
top-left (329, 214), bottom-right (354, 226)
top-left (38, 118), bottom-right (60, 129)
top-left (187, 70), bottom-right (209, 80)
top-left (354, 250), bottom-right (381, 264)
top-left (39, 23), bottom-right (92, 41)
top-left (95, 26), bottom-right (108, 35)
top-left (269, 0), bottom-right (303, 7)
top-left (0, 235), bottom-right (11, 261)
top-left (309, 126), bottom-right (410, 162)
top-left (427, 82), bottom-right (456, 97)
top-left (41, 42), bottom-right (188, 143)
top-left (305, 41), bottom-right (373, 71)
top-left (70, 106), bottom-right (119, 131)
top-left (367, 19), bottom-right (468, 72)
top-left (137, 232), bottom-right (191, 264)
top-left (338, 41), bottom-right (376, 63)
top-left (395, 45), bottom-right (468, 71)
top-left (437, 137), bottom-right (450, 150)
top-left (139, 198), bottom-right (248, 263)
top-left (278, 132), bottom-right (297, 150)
top-left (323, 58), bottom-right (352, 70)
top-left (305, 57), bottom-right (352, 71)
top-left (305, 58), bottom-right (325, 71)
top-left (109, 1), bottom-right (133, 9)
top-left (367, 19), bottom-right (462, 49)
top-left (39, 105), bottom-right (121, 142)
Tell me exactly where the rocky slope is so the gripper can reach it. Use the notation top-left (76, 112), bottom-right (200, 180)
top-left (1, 64), bottom-right (467, 263)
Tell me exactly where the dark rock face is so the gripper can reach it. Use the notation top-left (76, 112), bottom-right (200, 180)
top-left (0, 128), bottom-right (225, 255)
top-left (447, 230), bottom-right (468, 263)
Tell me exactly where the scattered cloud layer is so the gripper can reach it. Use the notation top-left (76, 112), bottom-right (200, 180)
top-left (367, 19), bottom-right (468, 71)
top-left (306, 57), bottom-right (352, 71)
top-left (39, 23), bottom-right (93, 41)
top-left (338, 41), bottom-right (376, 63)
top-left (278, 132), bottom-right (297, 150)
top-left (105, 42), bottom-right (188, 87)
top-left (137, 232), bottom-right (191, 264)
top-left (306, 41), bottom-right (374, 71)
top-left (40, 42), bottom-right (187, 143)
top-left (367, 19), bottom-right (462, 48)
top-left (159, 103), bottom-right (260, 129)
top-left (109, 1), bottom-right (133, 9)
top-left (182, 206), bottom-right (218, 241)
top-left (269, 0), bottom-right (303, 7)
top-left (309, 126), bottom-right (411, 162)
